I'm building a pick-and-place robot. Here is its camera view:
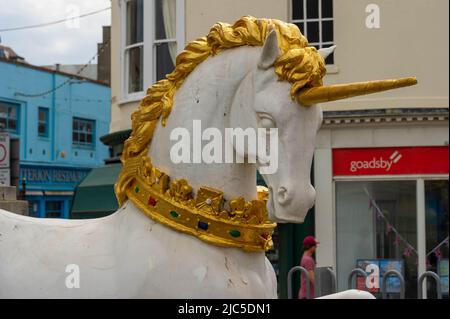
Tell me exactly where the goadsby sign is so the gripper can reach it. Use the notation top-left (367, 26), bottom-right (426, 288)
top-left (333, 146), bottom-right (449, 176)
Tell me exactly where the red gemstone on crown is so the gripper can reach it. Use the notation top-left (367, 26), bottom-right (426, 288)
top-left (148, 196), bottom-right (157, 206)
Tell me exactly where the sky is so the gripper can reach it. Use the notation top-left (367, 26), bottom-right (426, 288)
top-left (0, 0), bottom-right (111, 66)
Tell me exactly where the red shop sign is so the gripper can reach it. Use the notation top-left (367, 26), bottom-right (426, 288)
top-left (333, 146), bottom-right (449, 176)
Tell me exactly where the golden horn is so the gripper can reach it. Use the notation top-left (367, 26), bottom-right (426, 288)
top-left (297, 77), bottom-right (418, 105)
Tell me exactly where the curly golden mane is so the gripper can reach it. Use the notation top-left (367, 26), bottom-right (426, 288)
top-left (115, 16), bottom-right (326, 205)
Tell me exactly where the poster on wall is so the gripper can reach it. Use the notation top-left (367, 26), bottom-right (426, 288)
top-left (0, 169), bottom-right (10, 186)
top-left (356, 259), bottom-right (404, 294)
top-left (438, 259), bottom-right (449, 295)
top-left (380, 260), bottom-right (404, 294)
top-left (0, 132), bottom-right (10, 186)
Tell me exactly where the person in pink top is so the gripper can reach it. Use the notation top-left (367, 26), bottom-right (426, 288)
top-left (298, 236), bottom-right (319, 299)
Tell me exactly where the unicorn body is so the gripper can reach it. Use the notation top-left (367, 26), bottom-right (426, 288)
top-left (0, 44), bottom-right (287, 298)
top-left (0, 17), bottom-right (416, 299)
top-left (0, 202), bottom-right (277, 298)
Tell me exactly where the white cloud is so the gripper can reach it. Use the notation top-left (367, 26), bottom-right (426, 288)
top-left (0, 0), bottom-right (111, 65)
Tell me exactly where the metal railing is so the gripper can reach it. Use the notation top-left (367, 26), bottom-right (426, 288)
top-left (287, 266), bottom-right (444, 299)
top-left (418, 271), bottom-right (442, 299)
top-left (348, 268), bottom-right (368, 290)
top-left (381, 269), bottom-right (405, 299)
top-left (326, 267), bottom-right (337, 294)
top-left (287, 266), bottom-right (310, 299)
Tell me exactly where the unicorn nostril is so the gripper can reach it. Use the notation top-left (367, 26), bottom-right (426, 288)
top-left (277, 187), bottom-right (291, 205)
top-left (278, 187), bottom-right (287, 197)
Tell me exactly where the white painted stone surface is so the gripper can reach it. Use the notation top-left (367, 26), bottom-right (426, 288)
top-left (316, 289), bottom-right (375, 299)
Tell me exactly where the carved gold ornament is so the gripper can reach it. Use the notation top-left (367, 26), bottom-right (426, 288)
top-left (128, 159), bottom-right (275, 252)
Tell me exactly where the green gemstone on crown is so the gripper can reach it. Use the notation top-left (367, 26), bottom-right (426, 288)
top-left (170, 211), bottom-right (179, 218)
top-left (135, 186), bottom-right (140, 193)
top-left (229, 230), bottom-right (241, 238)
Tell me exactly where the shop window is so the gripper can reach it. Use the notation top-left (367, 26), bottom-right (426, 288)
top-left (425, 180), bottom-right (449, 298)
top-left (0, 101), bottom-right (19, 133)
top-left (124, 0), bottom-right (144, 94)
top-left (121, 0), bottom-right (184, 99)
top-left (291, 0), bottom-right (335, 64)
top-left (73, 117), bottom-right (95, 147)
top-left (154, 0), bottom-right (177, 81)
top-left (38, 107), bottom-right (49, 137)
top-left (45, 201), bottom-right (63, 218)
top-left (336, 181), bottom-right (417, 298)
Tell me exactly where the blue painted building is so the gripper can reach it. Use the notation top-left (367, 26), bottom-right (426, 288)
top-left (0, 57), bottom-right (110, 218)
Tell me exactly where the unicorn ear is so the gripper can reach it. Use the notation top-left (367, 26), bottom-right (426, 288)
top-left (258, 30), bottom-right (280, 70)
top-left (318, 45), bottom-right (337, 60)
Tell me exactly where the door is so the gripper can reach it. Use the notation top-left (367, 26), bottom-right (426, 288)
top-left (45, 200), bottom-right (64, 218)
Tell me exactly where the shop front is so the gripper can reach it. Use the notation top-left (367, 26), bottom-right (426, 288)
top-left (19, 164), bottom-right (91, 218)
top-left (330, 146), bottom-right (449, 298)
top-left (314, 109), bottom-right (449, 299)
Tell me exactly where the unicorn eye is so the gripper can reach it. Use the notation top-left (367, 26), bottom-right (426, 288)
top-left (258, 114), bottom-right (276, 128)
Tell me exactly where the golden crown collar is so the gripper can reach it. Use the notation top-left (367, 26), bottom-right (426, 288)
top-left (126, 157), bottom-right (276, 252)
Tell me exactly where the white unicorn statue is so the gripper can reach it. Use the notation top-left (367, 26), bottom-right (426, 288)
top-left (0, 17), bottom-right (416, 298)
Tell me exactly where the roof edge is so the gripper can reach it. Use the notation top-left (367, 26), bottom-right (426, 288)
top-left (0, 57), bottom-right (110, 87)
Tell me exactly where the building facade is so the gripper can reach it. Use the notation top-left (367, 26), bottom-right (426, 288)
top-left (0, 57), bottom-right (110, 219)
top-left (315, 109), bottom-right (448, 299)
top-left (107, 0), bottom-right (449, 298)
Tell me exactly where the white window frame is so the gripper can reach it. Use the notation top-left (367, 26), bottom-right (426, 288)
top-left (290, 0), bottom-right (335, 66)
top-left (119, 0), bottom-right (185, 104)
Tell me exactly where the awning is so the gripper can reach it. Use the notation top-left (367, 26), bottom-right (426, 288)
top-left (70, 164), bottom-right (122, 219)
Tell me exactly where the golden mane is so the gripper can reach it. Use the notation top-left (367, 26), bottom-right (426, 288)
top-left (115, 16), bottom-right (327, 205)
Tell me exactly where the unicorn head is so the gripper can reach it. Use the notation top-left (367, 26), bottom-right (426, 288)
top-left (117, 17), bottom-right (417, 226)
top-left (228, 29), bottom-right (416, 223)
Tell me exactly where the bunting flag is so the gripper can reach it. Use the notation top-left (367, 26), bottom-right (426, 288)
top-left (426, 236), bottom-right (449, 259)
top-left (403, 247), bottom-right (412, 258)
top-left (434, 247), bottom-right (442, 260)
top-left (364, 188), bottom-right (448, 263)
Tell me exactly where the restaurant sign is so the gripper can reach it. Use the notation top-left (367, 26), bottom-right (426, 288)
top-left (20, 165), bottom-right (90, 186)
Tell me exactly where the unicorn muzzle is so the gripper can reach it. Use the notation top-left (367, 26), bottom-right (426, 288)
top-left (297, 77), bottom-right (418, 105)
top-left (269, 183), bottom-right (316, 223)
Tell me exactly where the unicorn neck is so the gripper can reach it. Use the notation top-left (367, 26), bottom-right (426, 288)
top-left (149, 46), bottom-right (262, 202)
